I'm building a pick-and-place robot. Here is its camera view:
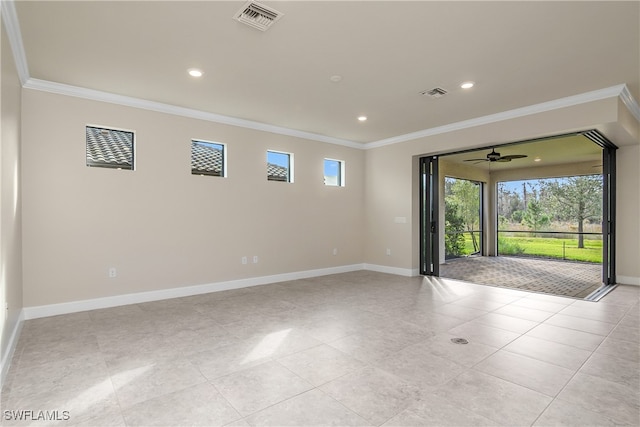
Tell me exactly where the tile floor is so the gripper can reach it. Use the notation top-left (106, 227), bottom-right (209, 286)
top-left (2, 271), bottom-right (639, 426)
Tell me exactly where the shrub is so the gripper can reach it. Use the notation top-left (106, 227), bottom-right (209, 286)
top-left (498, 236), bottom-right (525, 256)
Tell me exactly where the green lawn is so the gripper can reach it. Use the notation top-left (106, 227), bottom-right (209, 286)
top-left (446, 233), bottom-right (603, 263)
top-left (498, 236), bottom-right (602, 263)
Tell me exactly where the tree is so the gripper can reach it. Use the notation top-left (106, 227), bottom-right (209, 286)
top-left (497, 182), bottom-right (524, 221)
top-left (444, 200), bottom-right (466, 257)
top-left (540, 175), bottom-right (602, 248)
top-left (522, 199), bottom-right (549, 235)
top-left (446, 178), bottom-right (481, 253)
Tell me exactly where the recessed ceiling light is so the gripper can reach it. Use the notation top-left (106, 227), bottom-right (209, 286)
top-left (188, 69), bottom-right (204, 78)
top-left (534, 157), bottom-right (542, 162)
top-left (330, 75), bottom-right (343, 83)
top-left (358, 116), bottom-right (367, 122)
top-left (460, 81), bottom-right (475, 89)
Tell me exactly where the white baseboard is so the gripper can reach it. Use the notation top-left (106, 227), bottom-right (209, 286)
top-left (1, 309), bottom-right (25, 389)
top-left (23, 264), bottom-right (367, 320)
top-left (617, 275), bottom-right (640, 286)
top-left (18, 267), bottom-right (640, 321)
top-left (364, 263), bottom-right (419, 277)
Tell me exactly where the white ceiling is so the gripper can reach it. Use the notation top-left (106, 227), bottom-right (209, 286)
top-left (11, 1), bottom-right (640, 145)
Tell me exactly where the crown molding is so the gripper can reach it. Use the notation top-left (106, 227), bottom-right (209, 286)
top-left (366, 85), bottom-right (633, 149)
top-left (1, 0), bottom-right (29, 85)
top-left (619, 84), bottom-right (640, 123)
top-left (23, 78), bottom-right (364, 149)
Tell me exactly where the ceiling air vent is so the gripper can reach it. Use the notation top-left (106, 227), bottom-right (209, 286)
top-left (234, 1), bottom-right (283, 31)
top-left (420, 87), bottom-right (448, 98)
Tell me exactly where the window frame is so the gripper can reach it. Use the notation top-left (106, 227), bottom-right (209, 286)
top-left (191, 139), bottom-right (227, 177)
top-left (85, 125), bottom-right (135, 170)
top-left (324, 158), bottom-right (345, 187)
top-left (267, 150), bottom-right (294, 183)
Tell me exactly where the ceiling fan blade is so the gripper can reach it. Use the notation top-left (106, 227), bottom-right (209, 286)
top-left (500, 154), bottom-right (528, 160)
top-left (464, 158), bottom-right (488, 162)
top-left (496, 158), bottom-right (511, 162)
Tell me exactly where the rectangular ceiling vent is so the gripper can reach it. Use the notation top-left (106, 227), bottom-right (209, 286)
top-left (420, 87), bottom-right (448, 98)
top-left (234, 1), bottom-right (283, 31)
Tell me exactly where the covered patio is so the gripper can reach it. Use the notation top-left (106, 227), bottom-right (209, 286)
top-left (439, 256), bottom-right (602, 299)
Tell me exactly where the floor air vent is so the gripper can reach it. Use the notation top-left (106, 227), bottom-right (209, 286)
top-left (420, 87), bottom-right (448, 98)
top-left (234, 1), bottom-right (283, 31)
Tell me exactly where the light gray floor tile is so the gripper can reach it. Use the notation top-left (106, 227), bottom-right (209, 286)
top-left (211, 361), bottom-right (313, 417)
top-left (244, 389), bottom-right (369, 426)
top-left (122, 382), bottom-right (241, 426)
top-left (4, 271), bottom-right (639, 427)
top-left (545, 313), bottom-right (617, 336)
top-left (560, 303), bottom-right (627, 324)
top-left (533, 399), bottom-right (618, 427)
top-left (223, 419), bottom-right (251, 427)
top-left (504, 335), bottom-right (592, 370)
top-left (447, 321), bottom-right (520, 348)
top-left (475, 350), bottom-right (575, 397)
top-left (382, 392), bottom-right (499, 427)
top-left (494, 304), bottom-right (555, 322)
top-left (298, 315), bottom-right (366, 343)
top-left (412, 333), bottom-right (498, 367)
top-left (277, 344), bottom-right (365, 387)
top-left (595, 336), bottom-right (640, 363)
top-left (449, 296), bottom-right (508, 312)
top-left (374, 342), bottom-right (466, 389)
top-left (320, 366), bottom-right (422, 425)
top-left (327, 323), bottom-right (428, 365)
top-left (510, 297), bottom-right (570, 313)
top-left (431, 303), bottom-right (489, 321)
top-left (434, 370), bottom-right (552, 426)
top-left (398, 309), bottom-right (468, 333)
top-left (475, 312), bottom-right (539, 334)
top-left (7, 354), bottom-right (111, 401)
top-left (110, 358), bottom-right (207, 409)
top-left (580, 352), bottom-right (640, 390)
top-left (523, 292), bottom-right (575, 305)
top-left (98, 330), bottom-right (186, 372)
top-left (4, 377), bottom-right (122, 427)
top-left (526, 323), bottom-right (605, 351)
top-left (608, 323), bottom-right (640, 344)
top-left (556, 372), bottom-right (640, 425)
top-left (187, 340), bottom-right (277, 381)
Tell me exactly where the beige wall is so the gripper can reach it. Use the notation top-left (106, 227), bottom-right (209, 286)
top-left (12, 63), bottom-right (640, 312)
top-left (365, 97), bottom-right (639, 283)
top-left (616, 144), bottom-right (640, 283)
top-left (21, 90), bottom-right (365, 307)
top-left (1, 19), bottom-right (24, 372)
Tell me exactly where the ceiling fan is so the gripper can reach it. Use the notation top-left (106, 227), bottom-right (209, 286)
top-left (464, 148), bottom-right (527, 163)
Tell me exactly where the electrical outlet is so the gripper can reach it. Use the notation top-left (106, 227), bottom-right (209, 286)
top-left (242, 256), bottom-right (248, 265)
top-left (253, 256), bottom-right (258, 264)
top-left (386, 248), bottom-right (391, 256)
top-left (108, 267), bottom-right (117, 278)
top-left (332, 248), bottom-right (338, 256)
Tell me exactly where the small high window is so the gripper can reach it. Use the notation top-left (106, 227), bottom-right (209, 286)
top-left (86, 126), bottom-right (134, 170)
top-left (267, 150), bottom-right (293, 182)
top-left (324, 159), bottom-right (345, 186)
top-left (191, 140), bottom-right (226, 177)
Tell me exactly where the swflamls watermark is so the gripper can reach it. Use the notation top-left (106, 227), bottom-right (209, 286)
top-left (3, 410), bottom-right (70, 422)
